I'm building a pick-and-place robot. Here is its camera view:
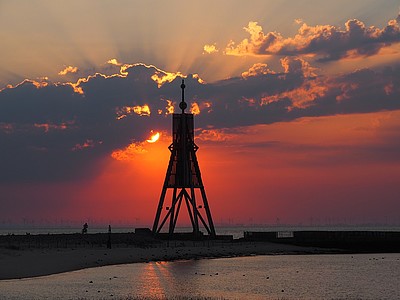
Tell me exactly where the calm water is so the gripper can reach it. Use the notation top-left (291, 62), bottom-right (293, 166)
top-left (1, 254), bottom-right (400, 300)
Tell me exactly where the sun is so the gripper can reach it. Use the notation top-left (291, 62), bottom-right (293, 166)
top-left (146, 132), bottom-right (160, 143)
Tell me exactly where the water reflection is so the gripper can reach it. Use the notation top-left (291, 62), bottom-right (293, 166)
top-left (135, 262), bottom-right (167, 297)
top-left (135, 260), bottom-right (203, 298)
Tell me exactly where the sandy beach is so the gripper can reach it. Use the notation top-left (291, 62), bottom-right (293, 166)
top-left (0, 237), bottom-right (329, 280)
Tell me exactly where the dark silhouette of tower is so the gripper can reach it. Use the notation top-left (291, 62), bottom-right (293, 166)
top-left (152, 80), bottom-right (216, 238)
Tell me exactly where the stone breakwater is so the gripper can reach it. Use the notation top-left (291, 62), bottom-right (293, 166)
top-left (243, 230), bottom-right (400, 252)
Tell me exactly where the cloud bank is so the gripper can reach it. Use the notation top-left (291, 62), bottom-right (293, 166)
top-left (1, 59), bottom-right (399, 183)
top-left (221, 15), bottom-right (400, 61)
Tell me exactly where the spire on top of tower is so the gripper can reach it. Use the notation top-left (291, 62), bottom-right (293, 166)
top-left (179, 79), bottom-right (187, 113)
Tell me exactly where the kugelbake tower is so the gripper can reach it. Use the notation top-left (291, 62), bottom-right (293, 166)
top-left (152, 80), bottom-right (216, 237)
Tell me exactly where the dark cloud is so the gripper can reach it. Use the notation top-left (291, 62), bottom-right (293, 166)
top-left (1, 61), bottom-right (399, 183)
top-left (224, 15), bottom-right (400, 61)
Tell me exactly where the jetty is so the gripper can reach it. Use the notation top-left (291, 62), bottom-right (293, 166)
top-left (243, 230), bottom-right (400, 253)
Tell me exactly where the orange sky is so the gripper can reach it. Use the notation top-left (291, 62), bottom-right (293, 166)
top-left (3, 110), bottom-right (398, 227)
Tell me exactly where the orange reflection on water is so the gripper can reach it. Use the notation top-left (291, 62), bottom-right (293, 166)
top-left (135, 261), bottom-right (172, 298)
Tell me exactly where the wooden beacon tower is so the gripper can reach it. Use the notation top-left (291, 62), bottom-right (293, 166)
top-left (152, 80), bottom-right (216, 238)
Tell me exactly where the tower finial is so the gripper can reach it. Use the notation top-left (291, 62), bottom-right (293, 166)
top-left (179, 79), bottom-right (187, 113)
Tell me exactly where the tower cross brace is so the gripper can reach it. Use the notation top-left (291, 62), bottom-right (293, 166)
top-left (152, 80), bottom-right (216, 238)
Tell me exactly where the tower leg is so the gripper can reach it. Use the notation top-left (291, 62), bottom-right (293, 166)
top-left (152, 187), bottom-right (168, 234)
top-left (190, 187), bottom-right (200, 235)
top-left (172, 190), bottom-right (184, 231)
top-left (168, 188), bottom-right (177, 235)
top-left (200, 187), bottom-right (216, 237)
top-left (184, 193), bottom-right (195, 230)
top-left (157, 188), bottom-right (181, 234)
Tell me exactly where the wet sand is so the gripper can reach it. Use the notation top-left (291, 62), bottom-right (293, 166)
top-left (0, 239), bottom-right (329, 280)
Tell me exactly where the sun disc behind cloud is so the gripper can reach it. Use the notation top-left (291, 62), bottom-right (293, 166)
top-left (146, 132), bottom-right (160, 143)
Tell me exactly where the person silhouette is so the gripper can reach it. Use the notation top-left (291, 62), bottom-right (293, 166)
top-left (107, 225), bottom-right (112, 249)
top-left (82, 222), bottom-right (88, 234)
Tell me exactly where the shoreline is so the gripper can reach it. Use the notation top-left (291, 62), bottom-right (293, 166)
top-left (4, 229), bottom-right (399, 281)
top-left (0, 240), bottom-right (334, 280)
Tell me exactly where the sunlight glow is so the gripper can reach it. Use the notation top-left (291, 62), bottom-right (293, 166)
top-left (34, 122), bottom-right (69, 132)
top-left (133, 105), bottom-right (151, 116)
top-left (203, 44), bottom-right (219, 54)
top-left (165, 100), bottom-right (175, 115)
top-left (116, 105), bottom-right (151, 119)
top-left (72, 139), bottom-right (97, 151)
top-left (151, 71), bottom-right (183, 88)
top-left (111, 143), bottom-right (147, 161)
top-left (58, 66), bottom-right (78, 76)
top-left (146, 132), bottom-right (160, 143)
top-left (190, 102), bottom-right (200, 115)
top-left (107, 58), bottom-right (122, 66)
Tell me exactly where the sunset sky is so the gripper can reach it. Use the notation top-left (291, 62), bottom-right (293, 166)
top-left (1, 0), bottom-right (400, 229)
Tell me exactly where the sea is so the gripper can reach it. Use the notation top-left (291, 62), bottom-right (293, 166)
top-left (1, 225), bottom-right (400, 300)
top-left (1, 254), bottom-right (400, 300)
